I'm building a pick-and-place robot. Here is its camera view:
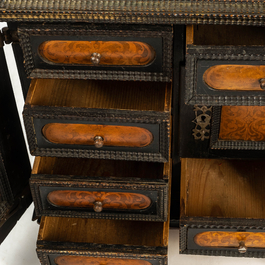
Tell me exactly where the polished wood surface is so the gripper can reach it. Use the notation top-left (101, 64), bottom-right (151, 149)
top-left (219, 106), bottom-right (265, 141)
top-left (181, 158), bottom-right (265, 219)
top-left (39, 40), bottom-right (156, 66)
top-left (55, 256), bottom-right (152, 265)
top-left (33, 157), bottom-right (166, 180)
top-left (42, 123), bottom-right (153, 147)
top-left (194, 231), bottom-right (265, 248)
top-left (38, 216), bottom-right (168, 247)
top-left (47, 190), bottom-right (151, 209)
top-left (203, 65), bottom-right (265, 91)
top-left (26, 79), bottom-right (171, 112)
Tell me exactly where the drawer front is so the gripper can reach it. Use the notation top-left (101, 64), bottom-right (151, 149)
top-left (18, 24), bottom-right (172, 82)
top-left (180, 225), bottom-right (265, 257)
top-left (30, 176), bottom-right (168, 221)
top-left (185, 46), bottom-right (265, 106)
top-left (23, 110), bottom-right (170, 162)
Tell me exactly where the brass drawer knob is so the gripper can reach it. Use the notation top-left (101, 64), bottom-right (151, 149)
top-left (91, 52), bottom-right (101, 65)
top-left (94, 136), bottom-right (104, 148)
top-left (259, 78), bottom-right (265, 90)
top-left (238, 241), bottom-right (247, 254)
top-left (93, 201), bottom-right (103, 212)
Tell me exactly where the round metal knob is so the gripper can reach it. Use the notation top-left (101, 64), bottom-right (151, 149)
top-left (238, 241), bottom-right (247, 254)
top-left (93, 201), bottom-right (103, 212)
top-left (91, 52), bottom-right (101, 65)
top-left (94, 136), bottom-right (104, 148)
top-left (259, 78), bottom-right (265, 90)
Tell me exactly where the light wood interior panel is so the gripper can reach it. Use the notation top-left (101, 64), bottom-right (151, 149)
top-left (181, 158), bottom-right (265, 219)
top-left (186, 25), bottom-right (265, 46)
top-left (33, 157), bottom-right (165, 180)
top-left (38, 217), bottom-right (168, 247)
top-left (26, 79), bottom-right (171, 112)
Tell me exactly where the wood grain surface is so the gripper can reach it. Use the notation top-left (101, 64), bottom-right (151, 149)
top-left (181, 158), bottom-right (265, 219)
top-left (39, 40), bottom-right (156, 66)
top-left (26, 79), bottom-right (171, 112)
top-left (42, 123), bottom-right (153, 147)
top-left (33, 157), bottom-right (165, 180)
top-left (219, 106), bottom-right (265, 141)
top-left (203, 65), bottom-right (265, 91)
top-left (194, 231), bottom-right (265, 248)
top-left (55, 256), bottom-right (152, 265)
top-left (47, 190), bottom-right (151, 210)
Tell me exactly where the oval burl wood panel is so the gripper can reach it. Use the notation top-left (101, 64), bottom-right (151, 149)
top-left (219, 106), bottom-right (265, 141)
top-left (203, 65), bottom-right (265, 91)
top-left (47, 190), bottom-right (152, 210)
top-left (38, 40), bottom-right (156, 66)
top-left (194, 231), bottom-right (265, 248)
top-left (42, 123), bottom-right (153, 147)
top-left (55, 256), bottom-right (152, 265)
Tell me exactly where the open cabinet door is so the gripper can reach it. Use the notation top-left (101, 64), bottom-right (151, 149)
top-left (0, 39), bottom-right (31, 243)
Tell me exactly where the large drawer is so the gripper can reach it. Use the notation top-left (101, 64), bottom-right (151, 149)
top-left (18, 24), bottom-right (173, 82)
top-left (23, 79), bottom-right (171, 162)
top-left (180, 158), bottom-right (265, 258)
top-left (185, 25), bottom-right (265, 106)
top-left (30, 157), bottom-right (171, 222)
top-left (37, 216), bottom-right (169, 265)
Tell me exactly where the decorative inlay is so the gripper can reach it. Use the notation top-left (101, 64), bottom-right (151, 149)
top-left (42, 123), bottom-right (153, 148)
top-left (39, 41), bottom-right (156, 66)
top-left (203, 65), bottom-right (265, 91)
top-left (219, 106), bottom-right (265, 141)
top-left (192, 105), bottom-right (212, 141)
top-left (47, 190), bottom-right (152, 210)
top-left (195, 231), bottom-right (265, 248)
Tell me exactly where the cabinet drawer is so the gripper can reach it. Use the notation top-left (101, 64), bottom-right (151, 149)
top-left (18, 24), bottom-right (172, 82)
top-left (37, 216), bottom-right (169, 265)
top-left (23, 79), bottom-right (171, 162)
top-left (30, 157), bottom-right (170, 222)
top-left (180, 158), bottom-right (265, 257)
top-left (185, 25), bottom-right (265, 106)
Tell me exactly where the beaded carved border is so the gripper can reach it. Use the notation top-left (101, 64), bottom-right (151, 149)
top-left (185, 46), bottom-right (265, 106)
top-left (210, 107), bottom-right (265, 150)
top-left (180, 217), bottom-right (265, 258)
top-left (23, 106), bottom-right (170, 162)
top-left (1, 0), bottom-right (265, 26)
top-left (30, 175), bottom-right (168, 222)
top-left (18, 24), bottom-right (172, 82)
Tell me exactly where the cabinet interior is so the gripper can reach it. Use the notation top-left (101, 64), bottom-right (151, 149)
top-left (38, 216), bottom-right (169, 247)
top-left (181, 158), bottom-right (265, 219)
top-left (186, 25), bottom-right (265, 46)
top-left (32, 156), bottom-right (169, 180)
top-left (26, 79), bottom-right (171, 112)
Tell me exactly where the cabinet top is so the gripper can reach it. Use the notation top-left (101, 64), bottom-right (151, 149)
top-left (0, 0), bottom-right (264, 26)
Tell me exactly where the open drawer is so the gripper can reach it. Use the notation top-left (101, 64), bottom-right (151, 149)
top-left (23, 79), bottom-right (171, 162)
top-left (185, 25), bottom-right (265, 106)
top-left (30, 157), bottom-right (171, 222)
top-left (180, 158), bottom-right (265, 258)
top-left (37, 214), bottom-right (169, 265)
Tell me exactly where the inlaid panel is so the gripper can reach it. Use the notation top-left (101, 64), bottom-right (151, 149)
top-left (39, 41), bottom-right (156, 66)
top-left (47, 190), bottom-right (151, 210)
top-left (219, 106), bottom-right (265, 141)
top-left (195, 231), bottom-right (265, 248)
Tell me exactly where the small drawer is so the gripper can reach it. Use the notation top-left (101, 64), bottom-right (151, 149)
top-left (23, 79), bottom-right (171, 162)
top-left (37, 216), bottom-right (169, 265)
top-left (30, 157), bottom-right (171, 222)
top-left (180, 158), bottom-right (265, 257)
top-left (185, 25), bottom-right (265, 106)
top-left (18, 24), bottom-right (172, 82)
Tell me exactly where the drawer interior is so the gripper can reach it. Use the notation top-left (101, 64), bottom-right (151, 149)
top-left (26, 79), bottom-right (171, 112)
top-left (187, 25), bottom-right (265, 46)
top-left (32, 156), bottom-right (170, 180)
top-left (181, 158), bottom-right (265, 219)
top-left (38, 216), bottom-right (169, 247)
